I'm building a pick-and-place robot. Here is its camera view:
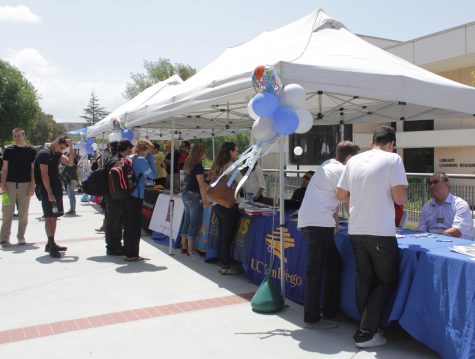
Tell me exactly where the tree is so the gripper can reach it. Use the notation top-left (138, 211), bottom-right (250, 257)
top-left (80, 91), bottom-right (109, 126)
top-left (123, 58), bottom-right (196, 99)
top-left (189, 133), bottom-right (250, 168)
top-left (0, 59), bottom-right (39, 146)
top-left (28, 110), bottom-right (65, 146)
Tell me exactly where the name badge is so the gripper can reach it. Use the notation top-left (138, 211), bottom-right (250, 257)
top-left (436, 217), bottom-right (444, 224)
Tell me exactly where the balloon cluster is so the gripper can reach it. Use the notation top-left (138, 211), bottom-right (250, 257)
top-left (77, 137), bottom-right (96, 156)
top-left (108, 127), bottom-right (134, 143)
top-left (249, 65), bottom-right (313, 142)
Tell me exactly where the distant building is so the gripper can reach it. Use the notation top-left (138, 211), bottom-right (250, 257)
top-left (261, 21), bottom-right (475, 182)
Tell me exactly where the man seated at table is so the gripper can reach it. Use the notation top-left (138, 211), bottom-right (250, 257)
top-left (291, 171), bottom-right (314, 202)
top-left (417, 172), bottom-right (473, 239)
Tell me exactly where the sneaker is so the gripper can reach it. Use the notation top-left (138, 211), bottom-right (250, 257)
top-left (189, 252), bottom-right (200, 259)
top-left (304, 319), bottom-right (339, 329)
top-left (17, 238), bottom-right (27, 245)
top-left (45, 243), bottom-right (68, 252)
top-left (95, 226), bottom-right (105, 232)
top-left (65, 210), bottom-right (76, 216)
top-left (355, 333), bottom-right (387, 348)
top-left (49, 250), bottom-right (61, 258)
top-left (1, 240), bottom-right (11, 247)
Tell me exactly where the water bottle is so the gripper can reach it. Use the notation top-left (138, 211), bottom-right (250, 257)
top-left (246, 192), bottom-right (254, 202)
top-left (1, 192), bottom-right (10, 206)
top-left (52, 203), bottom-right (58, 214)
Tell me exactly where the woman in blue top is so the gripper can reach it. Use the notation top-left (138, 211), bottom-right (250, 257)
top-left (180, 144), bottom-right (209, 257)
top-left (124, 139), bottom-right (157, 261)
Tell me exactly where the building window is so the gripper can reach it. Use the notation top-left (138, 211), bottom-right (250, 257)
top-left (289, 124), bottom-right (353, 165)
top-left (403, 148), bottom-right (434, 173)
top-left (403, 120), bottom-right (434, 132)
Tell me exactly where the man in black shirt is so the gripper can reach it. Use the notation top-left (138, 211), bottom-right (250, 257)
top-left (1, 128), bottom-right (37, 246)
top-left (34, 135), bottom-right (74, 258)
top-left (164, 140), bottom-right (180, 190)
top-left (291, 171), bottom-right (315, 202)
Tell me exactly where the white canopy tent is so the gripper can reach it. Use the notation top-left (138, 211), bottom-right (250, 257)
top-left (86, 74), bottom-right (183, 138)
top-left (126, 9), bottom-right (475, 132)
top-left (124, 9), bottom-right (475, 301)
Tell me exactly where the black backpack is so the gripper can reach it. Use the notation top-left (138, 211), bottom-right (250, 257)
top-left (82, 154), bottom-right (118, 196)
top-left (108, 156), bottom-right (141, 200)
top-left (82, 167), bottom-right (107, 196)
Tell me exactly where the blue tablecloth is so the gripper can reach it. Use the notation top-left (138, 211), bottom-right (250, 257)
top-left (399, 246), bottom-right (475, 359)
top-left (153, 205), bottom-right (475, 358)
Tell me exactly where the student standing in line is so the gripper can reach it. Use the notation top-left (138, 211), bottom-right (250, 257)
top-left (123, 139), bottom-right (156, 261)
top-left (337, 125), bottom-right (408, 348)
top-left (180, 144), bottom-right (209, 257)
top-left (209, 142), bottom-right (243, 275)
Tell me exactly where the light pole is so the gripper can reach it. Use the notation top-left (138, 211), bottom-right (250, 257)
top-left (293, 146), bottom-right (303, 177)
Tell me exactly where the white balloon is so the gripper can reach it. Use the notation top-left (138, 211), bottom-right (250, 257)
top-left (132, 129), bottom-right (141, 145)
top-left (252, 117), bottom-right (277, 142)
top-left (247, 99), bottom-right (260, 121)
top-left (295, 108), bottom-right (314, 134)
top-left (280, 84), bottom-right (306, 108)
top-left (78, 141), bottom-right (87, 156)
top-left (109, 131), bottom-right (122, 142)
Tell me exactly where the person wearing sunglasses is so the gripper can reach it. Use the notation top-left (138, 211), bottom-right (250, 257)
top-left (416, 172), bottom-right (472, 239)
top-left (291, 171), bottom-right (315, 202)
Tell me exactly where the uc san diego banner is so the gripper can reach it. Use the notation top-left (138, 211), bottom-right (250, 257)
top-left (243, 215), bottom-right (306, 303)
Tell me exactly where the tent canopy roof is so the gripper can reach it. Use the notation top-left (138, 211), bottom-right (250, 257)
top-left (126, 9), bottom-right (475, 132)
top-left (87, 75), bottom-right (183, 137)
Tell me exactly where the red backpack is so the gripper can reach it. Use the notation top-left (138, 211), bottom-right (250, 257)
top-left (108, 156), bottom-right (141, 200)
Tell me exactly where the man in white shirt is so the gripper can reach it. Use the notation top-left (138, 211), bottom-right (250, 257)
top-left (243, 164), bottom-right (266, 202)
top-left (337, 125), bottom-right (408, 348)
top-left (417, 172), bottom-right (473, 239)
top-left (298, 141), bottom-right (359, 329)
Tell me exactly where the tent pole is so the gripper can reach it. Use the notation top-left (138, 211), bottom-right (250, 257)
top-left (169, 118), bottom-right (175, 255)
top-left (279, 136), bottom-right (286, 301)
top-left (339, 121), bottom-right (345, 142)
top-left (212, 135), bottom-right (215, 162)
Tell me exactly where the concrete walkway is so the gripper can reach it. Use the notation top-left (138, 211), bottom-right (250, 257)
top-left (0, 195), bottom-right (440, 358)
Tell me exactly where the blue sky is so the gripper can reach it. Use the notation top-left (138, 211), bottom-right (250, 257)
top-left (1, 0), bottom-right (475, 123)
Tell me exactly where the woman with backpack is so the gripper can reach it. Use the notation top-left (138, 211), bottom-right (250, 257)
top-left (123, 139), bottom-right (157, 261)
top-left (180, 144), bottom-right (209, 257)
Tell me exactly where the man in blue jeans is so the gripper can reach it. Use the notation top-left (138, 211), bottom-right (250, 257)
top-left (337, 125), bottom-right (408, 348)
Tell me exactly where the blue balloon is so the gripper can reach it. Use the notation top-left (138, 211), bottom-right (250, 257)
top-left (86, 137), bottom-right (95, 146)
top-left (121, 129), bottom-right (134, 140)
top-left (272, 107), bottom-right (299, 135)
top-left (251, 92), bottom-right (279, 118)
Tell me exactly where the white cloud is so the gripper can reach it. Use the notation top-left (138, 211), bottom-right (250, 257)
top-left (6, 48), bottom-right (56, 77)
top-left (5, 48), bottom-right (124, 123)
top-left (0, 5), bottom-right (41, 23)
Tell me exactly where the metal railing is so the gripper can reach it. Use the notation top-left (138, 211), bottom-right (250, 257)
top-left (262, 170), bottom-right (475, 225)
